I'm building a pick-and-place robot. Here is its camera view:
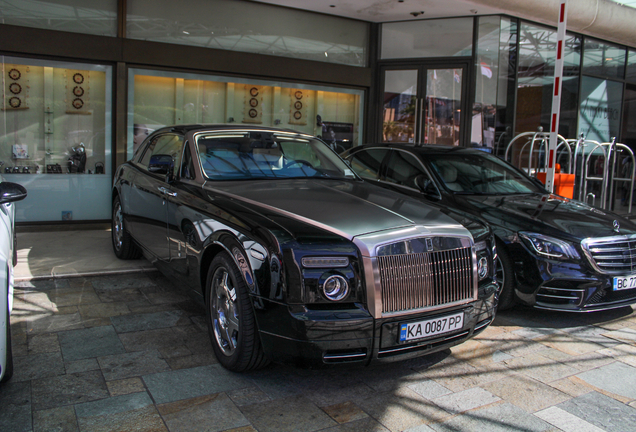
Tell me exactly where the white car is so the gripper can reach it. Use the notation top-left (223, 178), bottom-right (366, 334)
top-left (0, 179), bottom-right (27, 383)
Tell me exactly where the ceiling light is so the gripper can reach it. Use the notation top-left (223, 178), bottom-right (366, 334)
top-left (183, 31), bottom-right (190, 34)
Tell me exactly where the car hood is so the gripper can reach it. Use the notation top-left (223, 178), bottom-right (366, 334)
top-left (207, 179), bottom-right (468, 240)
top-left (456, 192), bottom-right (636, 239)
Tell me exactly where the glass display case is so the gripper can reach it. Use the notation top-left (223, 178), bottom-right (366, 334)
top-left (1, 56), bottom-right (112, 222)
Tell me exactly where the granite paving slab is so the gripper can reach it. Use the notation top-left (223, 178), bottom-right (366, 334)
top-left (97, 349), bottom-right (170, 381)
top-left (239, 395), bottom-right (337, 432)
top-left (25, 312), bottom-right (84, 334)
top-left (157, 393), bottom-right (250, 432)
top-left (575, 361), bottom-right (636, 399)
top-left (321, 417), bottom-right (391, 431)
top-left (428, 402), bottom-right (554, 432)
top-left (408, 379), bottom-right (453, 400)
top-left (322, 401), bottom-right (368, 424)
top-left (90, 274), bottom-right (158, 290)
top-left (33, 406), bottom-right (79, 432)
top-left (117, 327), bottom-right (187, 353)
top-left (65, 358), bottom-right (100, 374)
top-left (106, 377), bottom-right (146, 397)
top-left (601, 327), bottom-right (636, 344)
top-left (110, 310), bottom-right (187, 333)
top-left (58, 325), bottom-right (125, 361)
top-left (27, 333), bottom-right (60, 355)
top-left (431, 387), bottom-right (501, 414)
top-left (0, 381), bottom-right (32, 432)
top-left (534, 406), bottom-right (605, 432)
top-left (31, 370), bottom-right (109, 411)
top-left (480, 373), bottom-right (571, 412)
top-left (356, 387), bottom-right (452, 431)
top-left (556, 391), bottom-right (636, 432)
top-left (12, 352), bottom-right (65, 382)
top-left (226, 386), bottom-right (272, 407)
top-left (143, 364), bottom-right (251, 404)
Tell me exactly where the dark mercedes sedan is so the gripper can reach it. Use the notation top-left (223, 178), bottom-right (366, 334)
top-left (112, 125), bottom-right (497, 371)
top-left (343, 143), bottom-right (636, 313)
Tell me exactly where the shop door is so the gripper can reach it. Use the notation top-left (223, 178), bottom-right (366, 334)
top-left (379, 62), bottom-right (470, 146)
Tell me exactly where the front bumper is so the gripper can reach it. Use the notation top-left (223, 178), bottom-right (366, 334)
top-left (510, 244), bottom-right (636, 312)
top-left (255, 290), bottom-right (497, 367)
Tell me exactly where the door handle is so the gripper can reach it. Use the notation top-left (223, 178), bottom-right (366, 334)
top-left (158, 187), bottom-right (177, 197)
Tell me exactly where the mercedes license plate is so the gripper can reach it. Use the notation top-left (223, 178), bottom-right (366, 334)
top-left (399, 312), bottom-right (464, 343)
top-left (613, 274), bottom-right (636, 291)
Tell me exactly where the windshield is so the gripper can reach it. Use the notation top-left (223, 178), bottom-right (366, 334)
top-left (427, 152), bottom-right (544, 195)
top-left (196, 132), bottom-right (356, 181)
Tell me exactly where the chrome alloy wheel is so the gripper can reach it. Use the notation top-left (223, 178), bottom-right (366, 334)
top-left (211, 267), bottom-right (239, 356)
top-left (113, 202), bottom-right (124, 251)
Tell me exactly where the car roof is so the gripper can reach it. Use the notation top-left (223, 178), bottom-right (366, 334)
top-left (148, 124), bottom-right (313, 137)
top-left (352, 143), bottom-right (486, 155)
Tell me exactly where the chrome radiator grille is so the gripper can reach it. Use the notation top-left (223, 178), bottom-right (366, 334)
top-left (584, 237), bottom-right (636, 273)
top-left (378, 246), bottom-right (474, 314)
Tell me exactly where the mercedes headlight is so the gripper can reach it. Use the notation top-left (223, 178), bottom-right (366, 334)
top-left (519, 232), bottom-right (580, 260)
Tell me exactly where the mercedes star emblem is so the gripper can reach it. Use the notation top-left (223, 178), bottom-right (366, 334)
top-left (613, 220), bottom-right (620, 233)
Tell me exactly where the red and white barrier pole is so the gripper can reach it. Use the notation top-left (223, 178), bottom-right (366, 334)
top-left (545, 0), bottom-right (568, 193)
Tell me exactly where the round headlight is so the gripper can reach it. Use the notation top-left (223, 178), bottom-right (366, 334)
top-left (323, 275), bottom-right (349, 301)
top-left (477, 256), bottom-right (489, 280)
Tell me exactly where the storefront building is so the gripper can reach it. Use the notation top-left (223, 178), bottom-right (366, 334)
top-left (1, 0), bottom-right (635, 223)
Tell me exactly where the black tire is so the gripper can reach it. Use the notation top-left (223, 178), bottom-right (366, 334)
top-left (206, 251), bottom-right (269, 372)
top-left (111, 196), bottom-right (142, 260)
top-left (495, 240), bottom-right (516, 310)
top-left (1, 304), bottom-right (13, 384)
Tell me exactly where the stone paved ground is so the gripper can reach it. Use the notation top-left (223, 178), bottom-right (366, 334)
top-left (2, 272), bottom-right (636, 432)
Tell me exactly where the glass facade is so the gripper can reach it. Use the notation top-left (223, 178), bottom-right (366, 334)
top-left (515, 23), bottom-right (581, 138)
top-left (583, 39), bottom-right (626, 79)
top-left (127, 0), bottom-right (368, 66)
top-left (0, 0), bottom-right (117, 36)
top-left (1, 56), bottom-right (112, 222)
top-left (472, 16), bottom-right (516, 154)
top-left (580, 77), bottom-right (623, 143)
top-left (128, 69), bottom-right (364, 157)
top-left (381, 18), bottom-right (473, 59)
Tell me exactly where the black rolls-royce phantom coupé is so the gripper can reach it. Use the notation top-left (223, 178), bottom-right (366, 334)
top-left (112, 125), bottom-right (498, 371)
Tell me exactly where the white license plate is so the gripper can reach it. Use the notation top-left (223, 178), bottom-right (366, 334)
top-left (399, 312), bottom-right (464, 343)
top-left (613, 274), bottom-right (636, 291)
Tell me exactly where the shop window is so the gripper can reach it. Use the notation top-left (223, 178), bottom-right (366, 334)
top-left (126, 0), bottom-right (367, 67)
top-left (381, 18), bottom-right (473, 59)
top-left (128, 69), bottom-right (363, 158)
top-left (580, 76), bottom-right (623, 143)
top-left (0, 0), bottom-right (117, 36)
top-left (0, 56), bottom-right (112, 222)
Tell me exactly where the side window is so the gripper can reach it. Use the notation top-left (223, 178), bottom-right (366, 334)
top-left (385, 150), bottom-right (429, 190)
top-left (138, 134), bottom-right (185, 173)
top-left (181, 143), bottom-right (196, 180)
top-left (347, 149), bottom-right (388, 181)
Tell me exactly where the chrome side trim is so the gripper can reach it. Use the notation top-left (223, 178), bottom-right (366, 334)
top-left (323, 352), bottom-right (367, 360)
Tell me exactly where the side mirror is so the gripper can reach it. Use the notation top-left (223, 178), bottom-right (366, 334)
top-left (0, 181), bottom-right (27, 204)
top-left (148, 154), bottom-right (174, 176)
top-left (414, 174), bottom-right (441, 200)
